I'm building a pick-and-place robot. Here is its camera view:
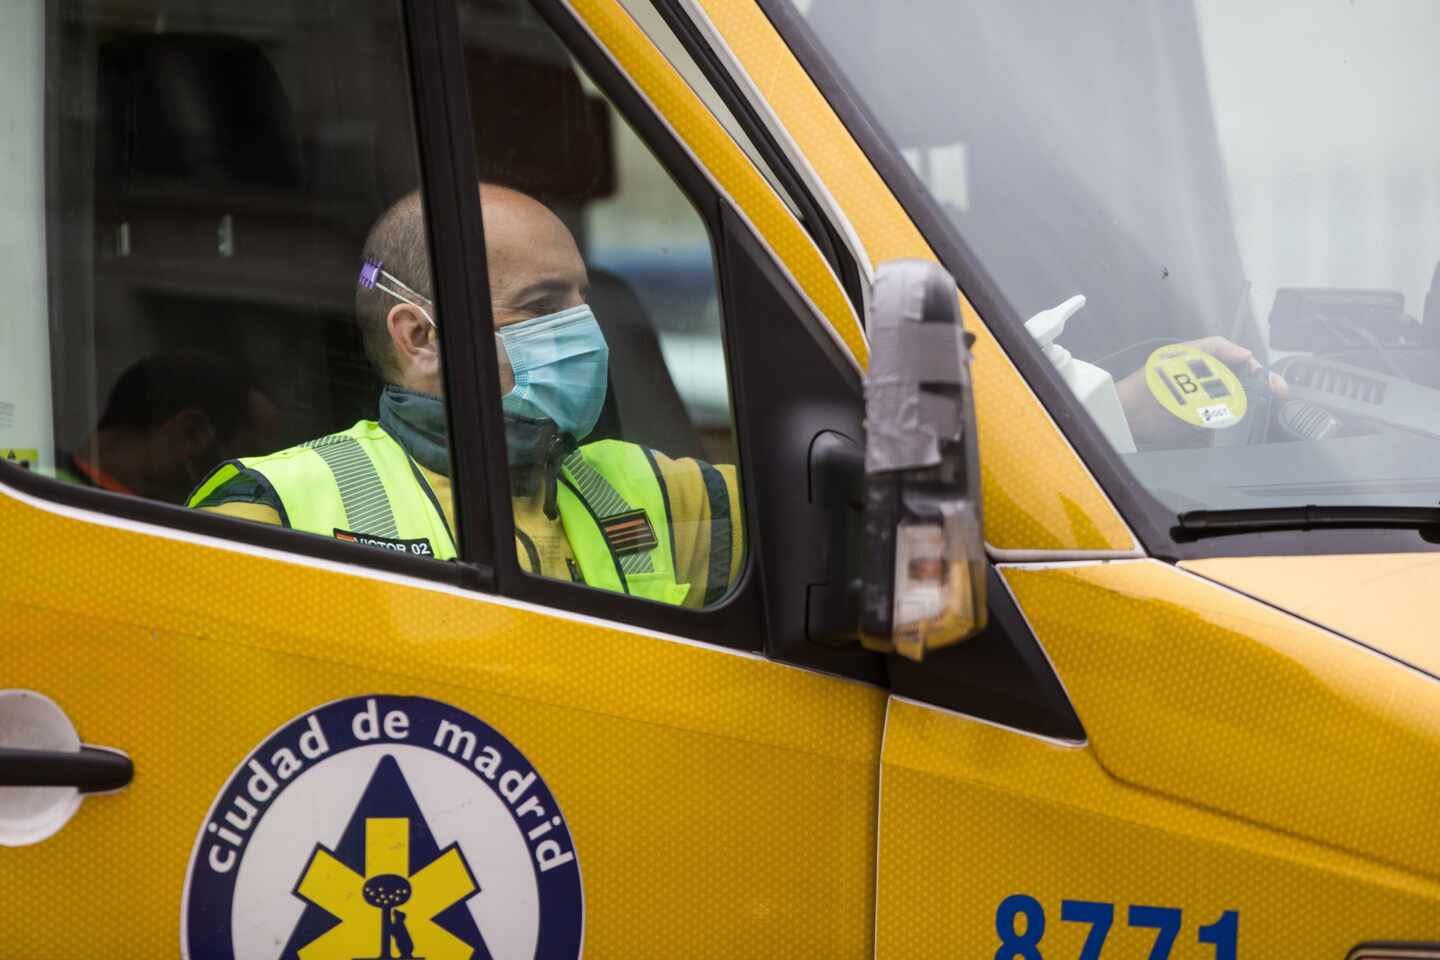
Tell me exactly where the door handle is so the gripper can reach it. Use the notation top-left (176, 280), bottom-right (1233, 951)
top-left (0, 746), bottom-right (133, 793)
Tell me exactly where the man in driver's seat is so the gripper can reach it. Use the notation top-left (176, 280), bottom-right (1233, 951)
top-left (188, 185), bottom-right (740, 608)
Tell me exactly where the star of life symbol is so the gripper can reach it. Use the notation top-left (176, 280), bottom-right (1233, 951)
top-left (287, 755), bottom-right (486, 960)
top-left (182, 696), bottom-right (583, 960)
top-left (298, 816), bottom-right (475, 959)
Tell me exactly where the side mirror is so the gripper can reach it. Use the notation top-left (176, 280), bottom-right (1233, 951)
top-left (860, 259), bottom-right (986, 661)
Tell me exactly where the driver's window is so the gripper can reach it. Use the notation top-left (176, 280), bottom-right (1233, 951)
top-left (457, 0), bottom-right (743, 608)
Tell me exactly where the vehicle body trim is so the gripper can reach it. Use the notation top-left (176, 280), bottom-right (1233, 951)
top-left (560, 0), bottom-right (866, 373)
top-left (0, 474), bottom-right (908, 691)
top-left (665, 0), bottom-right (875, 298)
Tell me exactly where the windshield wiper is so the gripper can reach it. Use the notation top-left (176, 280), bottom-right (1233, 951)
top-left (1174, 505), bottom-right (1440, 542)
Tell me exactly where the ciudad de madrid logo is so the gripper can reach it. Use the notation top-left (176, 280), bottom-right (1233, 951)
top-left (182, 695), bottom-right (583, 960)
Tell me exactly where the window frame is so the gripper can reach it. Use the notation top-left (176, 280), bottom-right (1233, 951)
top-left (424, 0), bottom-right (782, 650)
top-left (643, 0), bottom-right (868, 319)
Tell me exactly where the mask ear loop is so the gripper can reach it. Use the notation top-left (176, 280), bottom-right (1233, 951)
top-left (358, 257), bottom-right (437, 329)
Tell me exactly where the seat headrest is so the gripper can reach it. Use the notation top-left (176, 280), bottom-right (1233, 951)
top-left (98, 34), bottom-right (303, 193)
top-left (465, 44), bottom-right (614, 203)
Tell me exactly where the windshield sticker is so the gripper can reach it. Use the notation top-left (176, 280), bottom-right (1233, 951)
top-left (1197, 404), bottom-right (1238, 428)
top-left (181, 695), bottom-right (583, 960)
top-left (1145, 345), bottom-right (1248, 430)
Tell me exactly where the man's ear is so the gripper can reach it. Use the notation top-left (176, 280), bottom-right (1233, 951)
top-left (387, 302), bottom-right (439, 375)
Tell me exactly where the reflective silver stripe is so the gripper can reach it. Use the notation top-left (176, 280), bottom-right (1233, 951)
top-left (620, 550), bottom-right (651, 575)
top-left (303, 435), bottom-right (399, 538)
top-left (562, 451), bottom-right (654, 575)
top-left (562, 451), bottom-right (626, 516)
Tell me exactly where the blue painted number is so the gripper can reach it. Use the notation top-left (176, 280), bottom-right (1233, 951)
top-left (1060, 900), bottom-right (1113, 960)
top-left (1199, 910), bottom-right (1239, 960)
top-left (995, 894), bottom-right (1046, 960)
top-left (993, 898), bottom-right (1238, 958)
top-left (1128, 905), bottom-right (1182, 958)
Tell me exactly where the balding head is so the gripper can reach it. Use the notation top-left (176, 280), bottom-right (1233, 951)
top-left (355, 184), bottom-right (589, 395)
top-left (478, 184), bottom-right (588, 330)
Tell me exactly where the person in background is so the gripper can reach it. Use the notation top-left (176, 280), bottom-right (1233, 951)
top-left (60, 350), bottom-right (278, 503)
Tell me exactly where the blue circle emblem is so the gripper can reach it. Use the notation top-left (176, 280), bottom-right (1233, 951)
top-left (182, 695), bottom-right (583, 960)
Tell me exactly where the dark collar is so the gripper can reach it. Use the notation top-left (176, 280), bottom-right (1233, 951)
top-left (378, 386), bottom-right (450, 476)
top-left (378, 385), bottom-right (577, 519)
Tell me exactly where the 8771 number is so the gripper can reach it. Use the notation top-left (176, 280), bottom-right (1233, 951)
top-left (995, 894), bottom-right (1238, 959)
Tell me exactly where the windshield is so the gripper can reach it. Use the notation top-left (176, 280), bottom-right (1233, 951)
top-left (791, 0), bottom-right (1440, 516)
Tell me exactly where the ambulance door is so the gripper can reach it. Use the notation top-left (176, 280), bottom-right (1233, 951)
top-left (0, 0), bottom-right (887, 956)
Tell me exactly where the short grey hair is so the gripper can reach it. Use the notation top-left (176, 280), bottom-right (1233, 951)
top-left (356, 190), bottom-right (432, 383)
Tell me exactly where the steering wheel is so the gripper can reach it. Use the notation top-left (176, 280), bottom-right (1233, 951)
top-left (1213, 366), bottom-right (1283, 448)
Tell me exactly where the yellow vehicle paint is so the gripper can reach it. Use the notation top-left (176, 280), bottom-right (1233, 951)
top-left (1185, 553), bottom-right (1440, 678)
top-left (1003, 561), bottom-right (1440, 880)
top-left (879, 559), bottom-right (1440, 954)
top-left (880, 696), bottom-right (1440, 957)
top-left (0, 488), bottom-right (885, 956)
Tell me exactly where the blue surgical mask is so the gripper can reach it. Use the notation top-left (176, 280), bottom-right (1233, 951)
top-left (498, 304), bottom-right (609, 441)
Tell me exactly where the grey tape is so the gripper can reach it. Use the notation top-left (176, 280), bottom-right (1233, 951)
top-left (865, 259), bottom-right (972, 473)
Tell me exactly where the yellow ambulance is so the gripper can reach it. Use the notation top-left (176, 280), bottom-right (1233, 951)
top-left (3, 0), bottom-right (1439, 956)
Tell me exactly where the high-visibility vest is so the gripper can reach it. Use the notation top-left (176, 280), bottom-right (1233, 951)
top-left (187, 421), bottom-right (689, 604)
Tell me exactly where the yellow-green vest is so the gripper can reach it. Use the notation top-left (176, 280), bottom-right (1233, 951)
top-left (554, 441), bottom-right (690, 606)
top-left (188, 421), bottom-right (689, 605)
